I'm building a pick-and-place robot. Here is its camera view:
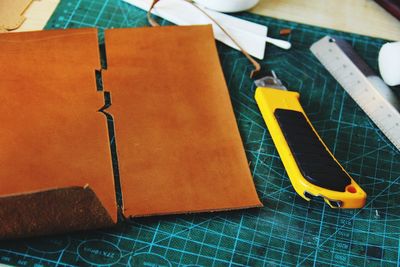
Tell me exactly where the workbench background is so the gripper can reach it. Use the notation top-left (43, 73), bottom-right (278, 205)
top-left (1, 0), bottom-right (399, 266)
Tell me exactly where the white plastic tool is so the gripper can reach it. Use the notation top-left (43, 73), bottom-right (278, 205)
top-left (379, 41), bottom-right (400, 86)
top-left (193, 0), bottom-right (260, 13)
top-left (123, 0), bottom-right (291, 59)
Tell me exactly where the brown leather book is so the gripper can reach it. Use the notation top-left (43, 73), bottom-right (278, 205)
top-left (0, 25), bottom-right (262, 240)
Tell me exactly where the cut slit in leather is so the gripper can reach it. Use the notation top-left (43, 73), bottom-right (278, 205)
top-left (0, 28), bottom-right (116, 239)
top-left (0, 26), bottom-right (262, 240)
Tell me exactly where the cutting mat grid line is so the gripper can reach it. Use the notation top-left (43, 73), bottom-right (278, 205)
top-left (0, 0), bottom-right (399, 266)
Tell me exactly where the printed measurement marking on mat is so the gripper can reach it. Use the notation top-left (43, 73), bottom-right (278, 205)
top-left (311, 36), bottom-right (400, 151)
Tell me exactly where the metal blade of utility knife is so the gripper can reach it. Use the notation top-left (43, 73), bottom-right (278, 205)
top-left (310, 36), bottom-right (400, 151)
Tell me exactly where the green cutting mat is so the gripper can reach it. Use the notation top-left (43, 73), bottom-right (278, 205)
top-left (1, 0), bottom-right (400, 266)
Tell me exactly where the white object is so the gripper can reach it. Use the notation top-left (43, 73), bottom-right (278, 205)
top-left (124, 0), bottom-right (292, 59)
top-left (15, 0), bottom-right (60, 32)
top-left (379, 42), bottom-right (400, 86)
top-left (264, 36), bottom-right (291, 50)
top-left (194, 0), bottom-right (260, 13)
top-left (311, 36), bottom-right (400, 152)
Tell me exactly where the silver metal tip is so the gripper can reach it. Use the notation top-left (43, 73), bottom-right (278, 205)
top-left (271, 70), bottom-right (277, 79)
top-left (254, 71), bottom-right (287, 90)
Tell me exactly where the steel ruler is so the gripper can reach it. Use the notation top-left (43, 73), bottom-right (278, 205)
top-left (311, 36), bottom-right (400, 151)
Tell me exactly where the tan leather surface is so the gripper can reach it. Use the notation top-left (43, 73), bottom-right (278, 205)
top-left (0, 29), bottom-right (117, 226)
top-left (0, 26), bottom-right (261, 239)
top-left (103, 25), bottom-right (262, 217)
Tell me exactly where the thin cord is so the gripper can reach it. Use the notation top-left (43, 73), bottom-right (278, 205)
top-left (147, 0), bottom-right (261, 78)
top-left (147, 0), bottom-right (161, 26)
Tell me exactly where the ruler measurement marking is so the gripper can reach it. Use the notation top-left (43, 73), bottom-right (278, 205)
top-left (311, 37), bottom-right (400, 151)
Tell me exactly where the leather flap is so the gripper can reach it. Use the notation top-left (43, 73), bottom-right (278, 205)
top-left (102, 25), bottom-right (262, 217)
top-left (0, 186), bottom-right (115, 240)
top-left (0, 28), bottom-right (117, 239)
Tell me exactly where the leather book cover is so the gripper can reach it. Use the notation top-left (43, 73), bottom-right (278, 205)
top-left (0, 28), bottom-right (116, 239)
top-left (103, 25), bottom-right (262, 217)
top-left (0, 25), bottom-right (261, 240)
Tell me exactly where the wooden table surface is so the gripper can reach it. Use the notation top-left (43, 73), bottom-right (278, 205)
top-left (250, 0), bottom-right (400, 40)
top-left (1, 0), bottom-right (400, 40)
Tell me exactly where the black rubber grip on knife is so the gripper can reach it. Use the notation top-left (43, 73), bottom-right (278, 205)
top-left (274, 109), bottom-right (351, 191)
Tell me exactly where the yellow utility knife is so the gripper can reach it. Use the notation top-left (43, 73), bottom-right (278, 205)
top-left (254, 71), bottom-right (366, 208)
